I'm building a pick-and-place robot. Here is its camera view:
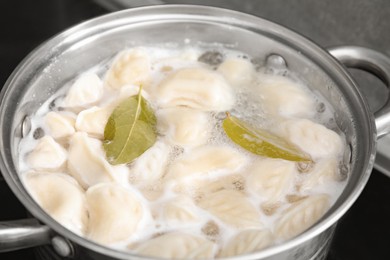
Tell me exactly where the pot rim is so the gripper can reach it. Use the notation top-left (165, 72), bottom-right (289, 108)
top-left (0, 4), bottom-right (375, 260)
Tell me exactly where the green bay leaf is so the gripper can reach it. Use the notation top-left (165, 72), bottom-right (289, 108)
top-left (223, 114), bottom-right (311, 162)
top-left (103, 89), bottom-right (157, 165)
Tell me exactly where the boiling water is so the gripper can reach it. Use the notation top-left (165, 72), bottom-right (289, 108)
top-left (18, 45), bottom-right (347, 258)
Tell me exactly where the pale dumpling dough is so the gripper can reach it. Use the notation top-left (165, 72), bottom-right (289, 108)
top-left (165, 145), bottom-right (248, 181)
top-left (187, 174), bottom-right (246, 199)
top-left (62, 73), bottom-right (103, 109)
top-left (198, 190), bottom-right (262, 229)
top-left (276, 119), bottom-right (344, 159)
top-left (130, 140), bottom-right (171, 184)
top-left (218, 229), bottom-right (273, 257)
top-left (300, 159), bottom-right (338, 192)
top-left (86, 183), bottom-right (145, 244)
top-left (155, 67), bottom-right (235, 111)
top-left (256, 75), bottom-right (316, 118)
top-left (151, 51), bottom-right (200, 75)
top-left (247, 158), bottom-right (296, 204)
top-left (159, 195), bottom-right (202, 225)
top-left (172, 173), bottom-right (245, 201)
top-left (24, 172), bottom-right (87, 235)
top-left (75, 85), bottom-right (152, 139)
top-left (75, 106), bottom-right (113, 139)
top-left (105, 48), bottom-right (151, 89)
top-left (217, 58), bottom-right (255, 87)
top-left (133, 232), bottom-right (217, 259)
top-left (27, 136), bottom-right (67, 170)
top-left (67, 132), bottom-right (114, 188)
top-left (156, 107), bottom-right (210, 147)
top-left (44, 111), bottom-right (75, 139)
top-left (275, 194), bottom-right (330, 240)
top-left (117, 84), bottom-right (152, 104)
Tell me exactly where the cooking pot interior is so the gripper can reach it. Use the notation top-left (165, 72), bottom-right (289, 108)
top-left (0, 5), bottom-right (375, 259)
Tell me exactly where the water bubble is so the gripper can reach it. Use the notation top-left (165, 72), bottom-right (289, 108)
top-left (198, 51), bottom-right (224, 66)
top-left (261, 202), bottom-right (280, 216)
top-left (338, 162), bottom-right (349, 181)
top-left (49, 96), bottom-right (64, 111)
top-left (33, 128), bottom-right (45, 140)
top-left (297, 161), bottom-right (314, 173)
top-left (233, 182), bottom-right (245, 191)
top-left (171, 145), bottom-right (184, 158)
top-left (265, 54), bottom-right (287, 69)
top-left (202, 221), bottom-right (219, 241)
top-left (214, 112), bottom-right (227, 120)
top-left (316, 102), bottom-right (326, 113)
top-left (251, 57), bottom-right (264, 71)
top-left (49, 99), bottom-right (57, 110)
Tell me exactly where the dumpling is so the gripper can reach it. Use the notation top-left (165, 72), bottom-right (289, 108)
top-left (75, 106), bottom-right (113, 139)
top-left (133, 232), bottom-right (217, 259)
top-left (86, 183), bottom-right (145, 244)
top-left (24, 172), bottom-right (87, 235)
top-left (218, 229), bottom-right (273, 257)
top-left (152, 50), bottom-right (200, 74)
top-left (105, 48), bottom-right (151, 89)
top-left (276, 119), bottom-right (344, 159)
top-left (44, 111), bottom-right (75, 139)
top-left (159, 195), bottom-right (202, 225)
top-left (197, 174), bottom-right (245, 195)
top-left (67, 132), bottom-right (115, 188)
top-left (156, 107), bottom-right (210, 147)
top-left (274, 194), bottom-right (330, 240)
top-left (165, 145), bottom-right (248, 181)
top-left (117, 84), bottom-right (152, 104)
top-left (217, 58), bottom-right (255, 87)
top-left (130, 141), bottom-right (171, 184)
top-left (300, 159), bottom-right (338, 192)
top-left (247, 158), bottom-right (296, 204)
top-left (198, 190), bottom-right (262, 229)
top-left (155, 67), bottom-right (235, 111)
top-left (176, 174), bottom-right (246, 200)
top-left (256, 75), bottom-right (315, 118)
top-left (198, 174), bottom-right (246, 194)
top-left (27, 136), bottom-right (67, 170)
top-left (75, 85), bottom-right (153, 139)
top-left (62, 73), bottom-right (103, 110)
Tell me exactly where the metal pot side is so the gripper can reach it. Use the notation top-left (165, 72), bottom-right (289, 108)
top-left (1, 5), bottom-right (387, 260)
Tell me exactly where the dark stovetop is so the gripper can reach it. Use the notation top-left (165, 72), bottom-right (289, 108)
top-left (1, 0), bottom-right (390, 259)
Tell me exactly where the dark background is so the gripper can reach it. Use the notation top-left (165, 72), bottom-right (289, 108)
top-left (0, 0), bottom-right (389, 259)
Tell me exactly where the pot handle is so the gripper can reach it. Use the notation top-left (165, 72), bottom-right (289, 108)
top-left (328, 46), bottom-right (390, 138)
top-left (0, 218), bottom-right (51, 252)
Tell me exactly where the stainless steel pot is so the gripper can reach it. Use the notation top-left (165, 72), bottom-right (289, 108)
top-left (1, 5), bottom-right (390, 260)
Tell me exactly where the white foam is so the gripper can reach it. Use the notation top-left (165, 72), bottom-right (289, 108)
top-left (18, 45), bottom-right (348, 257)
